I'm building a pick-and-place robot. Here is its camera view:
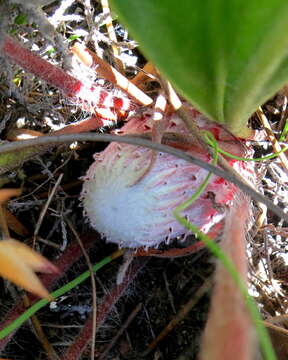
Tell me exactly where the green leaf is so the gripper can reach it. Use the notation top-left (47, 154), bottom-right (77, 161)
top-left (45, 47), bottom-right (56, 55)
top-left (279, 119), bottom-right (288, 141)
top-left (67, 34), bottom-right (81, 42)
top-left (14, 13), bottom-right (28, 25)
top-left (111, 0), bottom-right (288, 137)
top-left (0, 146), bottom-right (41, 175)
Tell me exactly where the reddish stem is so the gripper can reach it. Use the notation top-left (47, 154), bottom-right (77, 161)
top-left (0, 233), bottom-right (98, 352)
top-left (61, 258), bottom-right (148, 360)
top-left (134, 221), bottom-right (223, 258)
top-left (53, 115), bottom-right (113, 135)
top-left (2, 36), bottom-right (132, 121)
top-left (3, 36), bottom-right (82, 98)
top-left (199, 196), bottom-right (255, 360)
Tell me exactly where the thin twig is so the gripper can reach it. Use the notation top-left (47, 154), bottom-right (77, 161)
top-left (33, 173), bottom-right (64, 246)
top-left (163, 273), bottom-right (176, 314)
top-left (23, 295), bottom-right (59, 360)
top-left (79, 0), bottom-right (100, 55)
top-left (0, 194), bottom-right (59, 358)
top-left (66, 219), bottom-right (97, 360)
top-left (131, 93), bottom-right (168, 184)
top-left (0, 234), bottom-right (97, 352)
top-left (0, 132), bottom-right (287, 222)
top-left (160, 78), bottom-right (256, 192)
top-left (142, 276), bottom-right (213, 356)
top-left (71, 42), bottom-right (153, 106)
top-left (61, 258), bottom-right (148, 360)
top-left (98, 303), bottom-right (143, 360)
top-left (37, 237), bottom-right (62, 250)
top-left (100, 0), bottom-right (124, 72)
top-left (256, 107), bottom-right (288, 171)
top-left (131, 61), bottom-right (158, 88)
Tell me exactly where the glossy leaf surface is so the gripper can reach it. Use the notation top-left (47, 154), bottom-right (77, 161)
top-left (111, 0), bottom-right (288, 137)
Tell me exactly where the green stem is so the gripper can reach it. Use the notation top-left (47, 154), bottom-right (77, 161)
top-left (173, 135), bottom-right (276, 360)
top-left (174, 212), bottom-right (276, 360)
top-left (279, 120), bottom-right (288, 142)
top-left (204, 130), bottom-right (288, 162)
top-left (0, 250), bottom-right (123, 339)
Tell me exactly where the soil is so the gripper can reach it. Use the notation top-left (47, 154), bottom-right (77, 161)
top-left (0, 1), bottom-right (287, 360)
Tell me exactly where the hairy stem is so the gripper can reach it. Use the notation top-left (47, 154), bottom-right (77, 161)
top-left (61, 258), bottom-right (148, 360)
top-left (0, 233), bottom-right (97, 351)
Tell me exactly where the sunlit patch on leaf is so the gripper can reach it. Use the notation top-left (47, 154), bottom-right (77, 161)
top-left (111, 0), bottom-right (288, 138)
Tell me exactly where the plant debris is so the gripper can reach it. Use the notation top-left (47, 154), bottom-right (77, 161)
top-left (0, 1), bottom-right (287, 360)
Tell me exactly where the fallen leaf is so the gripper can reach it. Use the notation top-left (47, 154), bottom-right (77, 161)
top-left (0, 239), bottom-right (58, 299)
top-left (3, 208), bottom-right (29, 236)
top-left (6, 128), bottom-right (43, 141)
top-left (0, 189), bottom-right (21, 204)
top-left (264, 316), bottom-right (288, 360)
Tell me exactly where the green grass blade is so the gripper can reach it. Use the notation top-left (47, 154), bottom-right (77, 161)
top-left (0, 250), bottom-right (123, 339)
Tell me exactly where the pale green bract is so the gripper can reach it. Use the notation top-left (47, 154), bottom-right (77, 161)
top-left (111, 0), bottom-right (288, 138)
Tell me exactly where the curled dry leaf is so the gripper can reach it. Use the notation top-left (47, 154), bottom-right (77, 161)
top-left (0, 239), bottom-right (58, 299)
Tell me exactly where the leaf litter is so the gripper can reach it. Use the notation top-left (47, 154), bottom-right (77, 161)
top-left (0, 1), bottom-right (287, 359)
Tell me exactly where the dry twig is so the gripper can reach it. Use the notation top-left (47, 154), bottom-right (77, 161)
top-left (61, 258), bottom-right (147, 360)
top-left (66, 219), bottom-right (97, 360)
top-left (256, 107), bottom-right (288, 171)
top-left (100, 0), bottom-right (124, 72)
top-left (33, 173), bottom-right (64, 246)
top-left (71, 42), bottom-right (153, 106)
top-left (143, 276), bottom-right (213, 355)
top-left (0, 191), bottom-right (58, 359)
top-left (98, 303), bottom-right (143, 360)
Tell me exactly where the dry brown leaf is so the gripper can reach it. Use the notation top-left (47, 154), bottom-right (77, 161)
top-left (0, 189), bottom-right (27, 235)
top-left (6, 128), bottom-right (43, 141)
top-left (0, 239), bottom-right (58, 299)
top-left (4, 208), bottom-right (29, 236)
top-left (0, 189), bottom-right (21, 204)
top-left (264, 317), bottom-right (288, 360)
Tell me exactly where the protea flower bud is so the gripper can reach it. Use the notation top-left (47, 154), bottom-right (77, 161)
top-left (81, 111), bottom-right (254, 248)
